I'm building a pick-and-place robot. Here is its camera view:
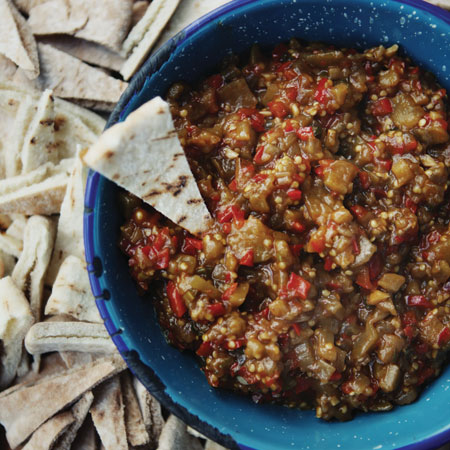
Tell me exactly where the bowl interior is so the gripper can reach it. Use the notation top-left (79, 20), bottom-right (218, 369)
top-left (85, 1), bottom-right (450, 449)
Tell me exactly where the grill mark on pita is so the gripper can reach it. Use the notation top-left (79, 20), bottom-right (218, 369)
top-left (187, 198), bottom-right (202, 204)
top-left (178, 215), bottom-right (187, 223)
top-left (144, 190), bottom-right (161, 198)
top-left (30, 137), bottom-right (36, 145)
top-left (54, 116), bottom-right (66, 132)
top-left (161, 175), bottom-right (187, 197)
top-left (152, 130), bottom-right (177, 142)
top-left (112, 174), bottom-right (120, 180)
top-left (40, 119), bottom-right (54, 127)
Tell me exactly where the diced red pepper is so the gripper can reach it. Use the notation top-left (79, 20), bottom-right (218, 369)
top-left (296, 126), bottom-right (314, 141)
top-left (406, 295), bottom-right (433, 308)
top-left (404, 195), bottom-right (418, 214)
top-left (217, 205), bottom-right (245, 226)
top-left (276, 61), bottom-right (292, 73)
top-left (329, 371), bottom-right (342, 381)
top-left (238, 108), bottom-right (266, 132)
top-left (358, 171), bottom-right (370, 189)
top-left (222, 222), bottom-right (231, 234)
top-left (196, 341), bottom-right (213, 357)
top-left (292, 221), bottom-right (305, 233)
top-left (268, 101), bottom-right (289, 118)
top-left (402, 310), bottom-right (418, 329)
top-left (438, 327), bottom-right (450, 346)
top-left (222, 283), bottom-right (238, 301)
top-left (368, 253), bottom-right (382, 281)
top-left (217, 207), bottom-right (233, 223)
top-left (155, 247), bottom-right (170, 269)
top-left (324, 256), bottom-right (333, 271)
top-left (231, 205), bottom-right (245, 227)
top-left (153, 227), bottom-right (170, 251)
top-left (314, 78), bottom-right (330, 104)
top-left (356, 267), bottom-right (376, 290)
top-left (285, 119), bottom-right (295, 132)
top-left (372, 98), bottom-right (393, 116)
top-left (375, 158), bottom-right (392, 172)
top-left (352, 237), bottom-right (360, 255)
top-left (252, 173), bottom-right (269, 183)
top-left (207, 74), bottom-right (224, 89)
top-left (208, 303), bottom-right (227, 317)
top-left (228, 178), bottom-right (238, 192)
top-left (341, 381), bottom-right (353, 395)
top-left (286, 272), bottom-right (311, 300)
top-left (287, 189), bottom-right (302, 201)
top-left (253, 145), bottom-right (266, 164)
top-left (167, 281), bottom-right (186, 318)
top-left (181, 237), bottom-right (203, 255)
top-left (314, 159), bottom-right (333, 178)
top-left (291, 323), bottom-right (301, 336)
top-left (350, 205), bottom-right (368, 220)
top-left (285, 86), bottom-right (298, 101)
top-left (403, 325), bottom-right (415, 339)
top-left (240, 249), bottom-right (254, 267)
top-left (309, 237), bottom-right (325, 253)
top-left (290, 244), bottom-right (303, 256)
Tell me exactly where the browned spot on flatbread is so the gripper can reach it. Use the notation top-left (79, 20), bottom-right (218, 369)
top-left (30, 137), bottom-right (36, 145)
top-left (112, 173), bottom-right (120, 180)
top-left (105, 151), bottom-right (114, 159)
top-left (40, 119), bottom-right (54, 127)
top-left (144, 190), bottom-right (161, 198)
top-left (157, 107), bottom-right (165, 114)
top-left (178, 215), bottom-right (187, 223)
top-left (54, 116), bottom-right (66, 132)
top-left (187, 198), bottom-right (202, 204)
top-left (161, 175), bottom-right (187, 197)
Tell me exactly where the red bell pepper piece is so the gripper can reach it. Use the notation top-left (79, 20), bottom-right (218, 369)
top-left (291, 323), bottom-right (301, 336)
top-left (217, 207), bottom-right (233, 223)
top-left (206, 74), bottom-right (224, 89)
top-left (285, 86), bottom-right (298, 101)
top-left (222, 283), bottom-right (238, 301)
top-left (155, 247), bottom-right (170, 269)
top-left (228, 178), bottom-right (238, 192)
top-left (329, 371), bottom-right (342, 381)
top-left (296, 127), bottom-right (314, 141)
top-left (208, 303), bottom-right (227, 317)
top-left (153, 227), bottom-right (170, 251)
top-left (372, 98), bottom-right (393, 116)
top-left (358, 171), bottom-right (370, 189)
top-left (290, 243), bottom-right (303, 256)
top-left (252, 173), bottom-right (269, 183)
top-left (196, 341), bottom-right (213, 357)
top-left (167, 281), bottom-right (186, 318)
top-left (314, 159), bottom-right (333, 177)
top-left (356, 267), bottom-right (376, 290)
top-left (438, 327), bottom-right (450, 346)
top-left (181, 237), bottom-right (203, 255)
top-left (285, 119), bottom-right (295, 132)
top-left (253, 145), bottom-right (266, 164)
top-left (352, 237), bottom-right (360, 255)
top-left (287, 189), bottom-right (302, 201)
top-left (309, 236), bottom-right (325, 253)
top-left (406, 295), bottom-right (433, 308)
top-left (286, 272), bottom-right (311, 300)
top-left (238, 108), bottom-right (266, 132)
top-left (368, 253), bottom-right (382, 281)
top-left (292, 221), bottom-right (305, 233)
top-left (350, 205), bottom-right (368, 220)
top-left (324, 256), bottom-right (333, 271)
top-left (240, 249), bottom-right (254, 267)
top-left (314, 78), bottom-right (330, 104)
top-left (268, 101), bottom-right (289, 118)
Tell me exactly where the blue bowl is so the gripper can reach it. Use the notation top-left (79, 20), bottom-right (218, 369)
top-left (84, 1), bottom-right (450, 449)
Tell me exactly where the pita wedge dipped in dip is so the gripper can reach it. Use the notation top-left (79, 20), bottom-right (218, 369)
top-left (83, 96), bottom-right (212, 236)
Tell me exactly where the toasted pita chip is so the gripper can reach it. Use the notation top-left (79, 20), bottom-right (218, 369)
top-left (0, 0), bottom-right (39, 78)
top-left (0, 250), bottom-right (15, 276)
top-left (0, 276), bottom-right (35, 389)
top-left (12, 215), bottom-right (55, 319)
top-left (120, 0), bottom-right (180, 80)
top-left (37, 43), bottom-right (127, 111)
top-left (187, 426), bottom-right (207, 439)
top-left (0, 213), bottom-right (12, 229)
top-left (59, 351), bottom-right (112, 370)
top-left (0, 54), bottom-right (17, 81)
top-left (70, 414), bottom-right (98, 450)
top-left (425, 0), bottom-right (450, 9)
top-left (0, 355), bottom-right (126, 448)
top-left (91, 376), bottom-right (128, 450)
top-left (157, 415), bottom-right (203, 450)
top-left (5, 215), bottom-right (26, 241)
top-left (25, 322), bottom-right (116, 355)
top-left (54, 391), bottom-right (94, 450)
top-left (121, 372), bottom-right (149, 447)
top-left (131, 1), bottom-right (149, 27)
top-left (29, 0), bottom-right (133, 52)
top-left (83, 97), bottom-right (212, 236)
top-left (45, 256), bottom-right (101, 323)
top-left (22, 411), bottom-right (75, 450)
top-left (21, 89), bottom-right (59, 173)
top-left (46, 153), bottom-right (87, 284)
top-left (154, 0), bottom-right (230, 52)
top-left (205, 440), bottom-right (229, 450)
top-left (38, 36), bottom-right (126, 72)
top-left (0, 166), bottom-right (70, 215)
top-left (0, 233), bottom-right (22, 258)
top-left (133, 377), bottom-right (164, 444)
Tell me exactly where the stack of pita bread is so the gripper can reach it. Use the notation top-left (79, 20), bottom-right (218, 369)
top-left (0, 0), bottom-right (232, 448)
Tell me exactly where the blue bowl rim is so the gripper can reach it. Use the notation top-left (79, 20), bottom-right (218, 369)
top-left (85, 1), bottom-right (450, 449)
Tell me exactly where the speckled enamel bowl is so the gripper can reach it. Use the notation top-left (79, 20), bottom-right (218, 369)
top-left (84, 1), bottom-right (450, 449)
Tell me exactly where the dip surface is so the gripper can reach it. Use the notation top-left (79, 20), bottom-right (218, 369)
top-left (119, 40), bottom-right (450, 420)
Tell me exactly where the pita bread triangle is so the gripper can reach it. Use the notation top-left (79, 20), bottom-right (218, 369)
top-left (83, 96), bottom-right (212, 236)
top-left (0, 0), bottom-right (39, 79)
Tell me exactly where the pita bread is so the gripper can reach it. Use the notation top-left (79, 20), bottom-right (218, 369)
top-left (205, 440), bottom-right (229, 450)
top-left (54, 391), bottom-right (94, 450)
top-left (38, 35), bottom-right (126, 72)
top-left (0, 166), bottom-right (70, 215)
top-left (83, 97), bottom-right (212, 236)
top-left (0, 250), bottom-right (15, 276)
top-left (21, 89), bottom-right (59, 173)
top-left (120, 0), bottom-right (180, 80)
top-left (5, 215), bottom-right (26, 241)
top-left (131, 1), bottom-right (149, 27)
top-left (70, 415), bottom-right (98, 450)
top-left (37, 43), bottom-right (128, 110)
top-left (12, 0), bottom-right (43, 13)
top-left (0, 213), bottom-right (12, 229)
top-left (154, 0), bottom-right (231, 52)
top-left (157, 415), bottom-right (203, 450)
top-left (0, 0), bottom-right (39, 79)
top-left (0, 355), bottom-right (126, 448)
top-left (45, 256), bottom-right (101, 323)
top-left (0, 54), bottom-right (17, 81)
top-left (22, 411), bottom-right (75, 450)
top-left (424, 0), bottom-right (450, 9)
top-left (25, 321), bottom-right (116, 355)
top-left (59, 351), bottom-right (110, 369)
top-left (0, 233), bottom-right (22, 258)
top-left (12, 215), bottom-right (55, 319)
top-left (0, 276), bottom-right (35, 389)
top-left (91, 376), bottom-right (128, 450)
top-left (121, 372), bottom-right (149, 447)
top-left (46, 153), bottom-right (88, 284)
top-left (133, 377), bottom-right (164, 444)
top-left (29, 0), bottom-right (133, 52)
